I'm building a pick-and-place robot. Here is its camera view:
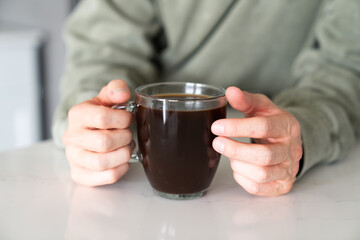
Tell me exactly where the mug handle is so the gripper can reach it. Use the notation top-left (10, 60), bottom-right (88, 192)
top-left (112, 102), bottom-right (142, 163)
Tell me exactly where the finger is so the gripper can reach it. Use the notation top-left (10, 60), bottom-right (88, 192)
top-left (230, 159), bottom-right (291, 183)
top-left (225, 87), bottom-right (276, 115)
top-left (68, 129), bottom-right (132, 153)
top-left (233, 172), bottom-right (294, 197)
top-left (97, 79), bottom-right (131, 106)
top-left (68, 101), bottom-right (133, 129)
top-left (66, 145), bottom-right (133, 171)
top-left (212, 137), bottom-right (289, 166)
top-left (212, 115), bottom-right (291, 138)
top-left (70, 164), bottom-right (130, 187)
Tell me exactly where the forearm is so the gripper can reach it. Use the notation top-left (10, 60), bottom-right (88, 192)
top-left (273, 0), bottom-right (360, 177)
top-left (277, 95), bottom-right (357, 178)
top-left (52, 0), bottom-right (160, 148)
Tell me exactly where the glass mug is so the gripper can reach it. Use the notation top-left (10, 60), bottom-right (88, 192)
top-left (113, 82), bottom-right (227, 199)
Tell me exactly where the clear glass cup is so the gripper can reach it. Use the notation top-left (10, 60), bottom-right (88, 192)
top-left (113, 82), bottom-right (226, 199)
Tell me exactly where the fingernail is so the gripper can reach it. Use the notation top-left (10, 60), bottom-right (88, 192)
top-left (213, 139), bottom-right (224, 153)
top-left (112, 88), bottom-right (128, 95)
top-left (212, 122), bottom-right (224, 135)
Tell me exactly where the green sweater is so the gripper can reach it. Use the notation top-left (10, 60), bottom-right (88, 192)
top-left (53, 0), bottom-right (360, 178)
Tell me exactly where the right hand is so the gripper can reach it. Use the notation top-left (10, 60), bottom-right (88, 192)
top-left (62, 79), bottom-right (134, 186)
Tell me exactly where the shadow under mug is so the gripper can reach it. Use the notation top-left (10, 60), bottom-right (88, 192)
top-left (113, 82), bottom-right (227, 199)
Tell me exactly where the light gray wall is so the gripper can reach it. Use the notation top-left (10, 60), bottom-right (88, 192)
top-left (0, 0), bottom-right (73, 138)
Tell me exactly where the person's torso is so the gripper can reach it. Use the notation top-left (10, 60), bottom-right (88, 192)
top-left (156, 0), bottom-right (322, 96)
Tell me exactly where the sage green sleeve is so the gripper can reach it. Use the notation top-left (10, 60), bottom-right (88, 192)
top-left (273, 0), bottom-right (360, 177)
top-left (52, 0), bottom-right (160, 148)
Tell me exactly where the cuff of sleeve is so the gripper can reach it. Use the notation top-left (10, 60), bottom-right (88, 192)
top-left (284, 106), bottom-right (333, 179)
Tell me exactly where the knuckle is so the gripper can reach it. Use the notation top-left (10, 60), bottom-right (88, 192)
top-left (118, 112), bottom-right (132, 128)
top-left (255, 93), bottom-right (270, 104)
top-left (98, 132), bottom-right (113, 151)
top-left (106, 170), bottom-right (120, 184)
top-left (289, 117), bottom-right (301, 137)
top-left (255, 118), bottom-right (271, 138)
top-left (259, 94), bottom-right (270, 102)
top-left (68, 105), bottom-right (79, 121)
top-left (225, 143), bottom-right (240, 159)
top-left (101, 86), bottom-right (107, 93)
top-left (284, 167), bottom-right (293, 181)
top-left (68, 147), bottom-right (81, 164)
top-left (115, 147), bottom-right (131, 164)
top-left (293, 145), bottom-right (303, 161)
top-left (233, 172), bottom-right (244, 186)
top-left (121, 146), bottom-right (132, 161)
top-left (68, 103), bottom-right (88, 122)
top-left (256, 167), bottom-right (269, 183)
top-left (233, 172), bottom-right (261, 195)
top-left (67, 148), bottom-right (86, 169)
top-left (282, 183), bottom-right (294, 195)
top-left (259, 145), bottom-right (273, 165)
top-left (248, 183), bottom-right (260, 195)
top-left (94, 109), bottom-right (109, 129)
top-left (122, 163), bottom-right (130, 173)
top-left (292, 163), bottom-right (300, 177)
top-left (118, 129), bottom-right (132, 147)
top-left (94, 154), bottom-right (107, 171)
top-left (64, 147), bottom-right (74, 164)
top-left (123, 129), bottom-right (133, 143)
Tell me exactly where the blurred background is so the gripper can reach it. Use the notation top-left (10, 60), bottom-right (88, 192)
top-left (0, 0), bottom-right (80, 151)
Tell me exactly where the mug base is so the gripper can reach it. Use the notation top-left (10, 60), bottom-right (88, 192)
top-left (153, 189), bottom-right (206, 200)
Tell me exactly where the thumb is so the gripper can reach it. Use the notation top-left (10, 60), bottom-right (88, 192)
top-left (96, 79), bottom-right (131, 106)
top-left (225, 86), bottom-right (274, 115)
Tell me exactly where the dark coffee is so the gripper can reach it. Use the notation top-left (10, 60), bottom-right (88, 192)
top-left (136, 94), bottom-right (226, 194)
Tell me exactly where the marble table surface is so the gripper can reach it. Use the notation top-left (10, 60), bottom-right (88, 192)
top-left (0, 140), bottom-right (359, 240)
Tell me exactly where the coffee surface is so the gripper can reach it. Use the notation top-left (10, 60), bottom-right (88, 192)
top-left (136, 93), bottom-right (226, 194)
top-left (152, 93), bottom-right (212, 100)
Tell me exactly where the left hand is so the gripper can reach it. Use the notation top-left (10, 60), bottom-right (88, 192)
top-left (211, 87), bottom-right (303, 197)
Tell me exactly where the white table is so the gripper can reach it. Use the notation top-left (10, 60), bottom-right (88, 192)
top-left (0, 140), bottom-right (359, 240)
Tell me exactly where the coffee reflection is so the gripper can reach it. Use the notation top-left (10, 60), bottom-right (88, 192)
top-left (65, 185), bottom-right (131, 240)
top-left (140, 198), bottom-right (222, 239)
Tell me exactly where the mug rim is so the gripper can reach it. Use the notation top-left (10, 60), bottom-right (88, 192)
top-left (135, 82), bottom-right (226, 102)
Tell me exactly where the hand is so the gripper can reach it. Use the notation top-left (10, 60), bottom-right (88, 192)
top-left (211, 87), bottom-right (303, 196)
top-left (62, 80), bottom-right (134, 186)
